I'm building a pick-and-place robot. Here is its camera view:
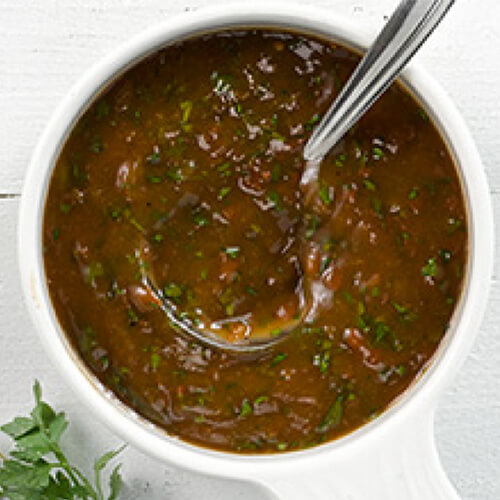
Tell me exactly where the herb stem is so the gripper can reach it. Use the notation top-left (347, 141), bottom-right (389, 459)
top-left (72, 465), bottom-right (100, 500)
top-left (95, 465), bottom-right (104, 500)
top-left (51, 443), bottom-right (99, 500)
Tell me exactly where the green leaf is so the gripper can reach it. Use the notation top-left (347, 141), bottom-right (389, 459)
top-left (9, 449), bottom-right (46, 464)
top-left (44, 472), bottom-right (73, 499)
top-left (3, 490), bottom-right (32, 500)
top-left (107, 465), bottom-right (123, 500)
top-left (94, 446), bottom-right (126, 473)
top-left (33, 381), bottom-right (42, 406)
top-left (1, 417), bottom-right (36, 439)
top-left (0, 381), bottom-right (126, 500)
top-left (0, 460), bottom-right (51, 489)
top-left (72, 483), bottom-right (93, 498)
top-left (48, 413), bottom-right (68, 444)
top-left (16, 431), bottom-right (52, 455)
top-left (31, 402), bottom-right (56, 431)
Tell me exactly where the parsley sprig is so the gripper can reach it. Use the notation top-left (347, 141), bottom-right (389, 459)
top-left (0, 381), bottom-right (125, 499)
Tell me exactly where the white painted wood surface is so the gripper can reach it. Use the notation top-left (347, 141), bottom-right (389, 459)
top-left (1, 0), bottom-right (499, 498)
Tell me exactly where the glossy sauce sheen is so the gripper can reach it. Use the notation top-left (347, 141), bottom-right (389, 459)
top-left (44, 30), bottom-right (467, 453)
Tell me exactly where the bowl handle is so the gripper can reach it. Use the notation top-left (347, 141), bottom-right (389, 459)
top-left (255, 408), bottom-right (459, 500)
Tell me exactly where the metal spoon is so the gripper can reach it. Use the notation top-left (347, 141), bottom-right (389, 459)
top-left (146, 0), bottom-right (455, 352)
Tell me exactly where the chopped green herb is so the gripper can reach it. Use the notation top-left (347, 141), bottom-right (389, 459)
top-left (276, 442), bottom-right (288, 451)
top-left (305, 113), bottom-right (321, 131)
top-left (335, 154), bottom-right (346, 167)
top-left (96, 100), bottom-right (110, 118)
top-left (90, 138), bottom-right (103, 153)
top-left (418, 108), bottom-right (429, 121)
top-left (86, 262), bottom-right (104, 286)
top-left (52, 228), bottom-right (60, 241)
top-left (166, 169), bottom-right (183, 181)
top-left (253, 395), bottom-right (269, 406)
top-left (392, 302), bottom-right (408, 314)
top-left (150, 353), bottom-right (160, 370)
top-left (127, 308), bottom-right (139, 326)
top-left (250, 223), bottom-right (262, 234)
top-left (319, 185), bottom-right (332, 205)
top-left (439, 249), bottom-right (453, 263)
top-left (312, 351), bottom-right (330, 373)
top-left (396, 364), bottom-right (407, 376)
top-left (392, 302), bottom-right (418, 322)
top-left (164, 282), bottom-right (183, 299)
top-left (225, 302), bottom-right (235, 316)
top-left (408, 187), bottom-right (419, 200)
top-left (343, 291), bottom-right (354, 305)
top-left (218, 186), bottom-right (231, 200)
top-left (147, 174), bottom-right (163, 184)
top-left (146, 152), bottom-right (161, 165)
top-left (224, 246), bottom-right (240, 259)
top-left (193, 213), bottom-right (209, 227)
top-left (60, 203), bottom-right (71, 214)
top-left (152, 233), bottom-right (164, 243)
top-left (239, 400), bottom-right (252, 417)
top-left (305, 214), bottom-right (320, 239)
top-left (316, 396), bottom-right (343, 433)
top-left (128, 217), bottom-right (145, 233)
top-left (374, 321), bottom-right (390, 343)
top-left (320, 256), bottom-right (333, 275)
top-left (399, 231), bottom-right (410, 243)
top-left (371, 197), bottom-right (384, 217)
top-left (447, 218), bottom-right (463, 233)
top-left (110, 208), bottom-right (121, 220)
top-left (217, 162), bottom-right (232, 176)
top-left (363, 179), bottom-right (376, 191)
top-left (200, 270), bottom-right (207, 280)
top-left (422, 257), bottom-right (438, 278)
top-left (180, 100), bottom-right (193, 123)
top-left (267, 190), bottom-right (282, 209)
top-left (271, 164), bottom-right (281, 182)
top-left (372, 146), bottom-right (384, 160)
top-left (270, 328), bottom-right (282, 337)
top-left (271, 353), bottom-right (288, 366)
top-left (245, 286), bottom-right (257, 296)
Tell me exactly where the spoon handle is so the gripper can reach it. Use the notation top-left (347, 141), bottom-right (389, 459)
top-left (304, 0), bottom-right (455, 161)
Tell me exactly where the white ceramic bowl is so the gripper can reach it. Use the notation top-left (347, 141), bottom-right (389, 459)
top-left (18, 3), bottom-right (494, 499)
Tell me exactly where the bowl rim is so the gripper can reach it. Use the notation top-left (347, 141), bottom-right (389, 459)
top-left (18, 1), bottom-right (494, 480)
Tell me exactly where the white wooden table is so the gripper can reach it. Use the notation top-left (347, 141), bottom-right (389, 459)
top-left (1, 1), bottom-right (499, 498)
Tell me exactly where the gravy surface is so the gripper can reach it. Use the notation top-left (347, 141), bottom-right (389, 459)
top-left (43, 30), bottom-right (467, 452)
